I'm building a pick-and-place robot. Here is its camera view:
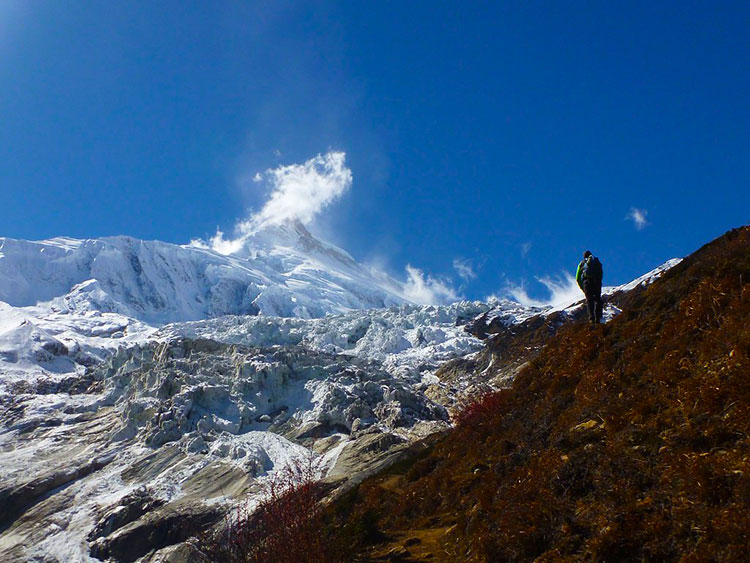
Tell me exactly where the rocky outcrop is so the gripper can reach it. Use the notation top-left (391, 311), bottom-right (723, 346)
top-left (89, 500), bottom-right (222, 562)
top-left (0, 452), bottom-right (115, 529)
top-left (88, 488), bottom-right (165, 545)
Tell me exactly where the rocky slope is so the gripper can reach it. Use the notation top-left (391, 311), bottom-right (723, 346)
top-left (0, 336), bottom-right (452, 562)
top-left (0, 298), bottom-right (497, 562)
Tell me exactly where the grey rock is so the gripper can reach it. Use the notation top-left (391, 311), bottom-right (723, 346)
top-left (89, 500), bottom-right (221, 562)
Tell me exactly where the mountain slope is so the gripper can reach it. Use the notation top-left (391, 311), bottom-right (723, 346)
top-left (0, 221), bottom-right (406, 324)
top-left (0, 221), bottom-right (412, 386)
top-left (319, 226), bottom-right (750, 561)
top-left (0, 219), bottom-right (681, 390)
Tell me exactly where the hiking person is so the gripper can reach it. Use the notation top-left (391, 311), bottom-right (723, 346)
top-left (576, 250), bottom-right (603, 325)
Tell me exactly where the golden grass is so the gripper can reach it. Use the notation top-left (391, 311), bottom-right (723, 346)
top-left (322, 226), bottom-right (750, 562)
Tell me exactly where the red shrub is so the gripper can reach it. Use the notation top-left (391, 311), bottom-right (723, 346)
top-left (197, 456), bottom-right (341, 563)
top-left (452, 388), bottom-right (510, 431)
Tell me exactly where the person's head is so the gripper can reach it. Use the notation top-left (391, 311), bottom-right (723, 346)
top-left (583, 250), bottom-right (592, 259)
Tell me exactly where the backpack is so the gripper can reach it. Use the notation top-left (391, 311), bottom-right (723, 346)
top-left (581, 256), bottom-right (603, 285)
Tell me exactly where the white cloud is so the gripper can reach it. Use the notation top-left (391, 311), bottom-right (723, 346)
top-left (252, 151), bottom-right (352, 227)
top-left (506, 272), bottom-right (582, 309)
top-left (196, 151), bottom-right (352, 254)
top-left (403, 265), bottom-right (459, 305)
top-left (626, 207), bottom-right (649, 230)
top-left (521, 242), bottom-right (532, 258)
top-left (452, 258), bottom-right (477, 282)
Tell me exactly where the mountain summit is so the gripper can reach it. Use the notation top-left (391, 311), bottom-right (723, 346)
top-left (0, 220), bottom-right (405, 325)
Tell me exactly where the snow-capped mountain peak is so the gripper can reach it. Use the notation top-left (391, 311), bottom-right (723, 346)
top-left (215, 219), bottom-right (357, 266)
top-left (0, 221), bottom-right (406, 326)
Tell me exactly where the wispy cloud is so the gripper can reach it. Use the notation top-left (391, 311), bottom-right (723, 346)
top-left (505, 273), bottom-right (582, 309)
top-left (203, 151), bottom-right (352, 253)
top-left (452, 257), bottom-right (477, 282)
top-left (521, 241), bottom-right (532, 258)
top-left (626, 207), bottom-right (649, 230)
top-left (253, 151), bottom-right (352, 227)
top-left (403, 265), bottom-right (458, 305)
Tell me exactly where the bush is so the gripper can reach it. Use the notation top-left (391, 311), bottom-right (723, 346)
top-left (196, 455), bottom-right (342, 563)
top-left (452, 387), bottom-right (510, 431)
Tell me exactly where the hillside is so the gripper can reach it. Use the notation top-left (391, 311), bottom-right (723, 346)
top-left (317, 227), bottom-right (750, 561)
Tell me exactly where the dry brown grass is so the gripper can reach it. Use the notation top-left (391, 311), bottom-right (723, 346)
top-left (321, 226), bottom-right (750, 561)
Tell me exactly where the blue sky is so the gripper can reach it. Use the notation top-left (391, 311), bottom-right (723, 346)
top-left (1, 1), bottom-right (748, 303)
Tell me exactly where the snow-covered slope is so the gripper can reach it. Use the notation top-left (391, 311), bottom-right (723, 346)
top-left (0, 220), bottom-right (406, 324)
top-left (0, 221), bottom-right (413, 386)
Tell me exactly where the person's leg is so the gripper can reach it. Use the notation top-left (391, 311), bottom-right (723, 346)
top-left (595, 293), bottom-right (603, 323)
top-left (584, 287), bottom-right (596, 323)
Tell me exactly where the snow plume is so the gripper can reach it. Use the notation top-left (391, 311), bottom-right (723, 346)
top-left (452, 258), bottom-right (477, 282)
top-left (196, 151), bottom-right (458, 307)
top-left (506, 273), bottom-right (582, 309)
top-left (189, 229), bottom-right (247, 255)
top-left (403, 265), bottom-right (458, 305)
top-left (252, 151), bottom-right (352, 227)
top-left (627, 207), bottom-right (649, 230)
top-left (202, 151), bottom-right (352, 254)
top-left (208, 229), bottom-right (246, 255)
